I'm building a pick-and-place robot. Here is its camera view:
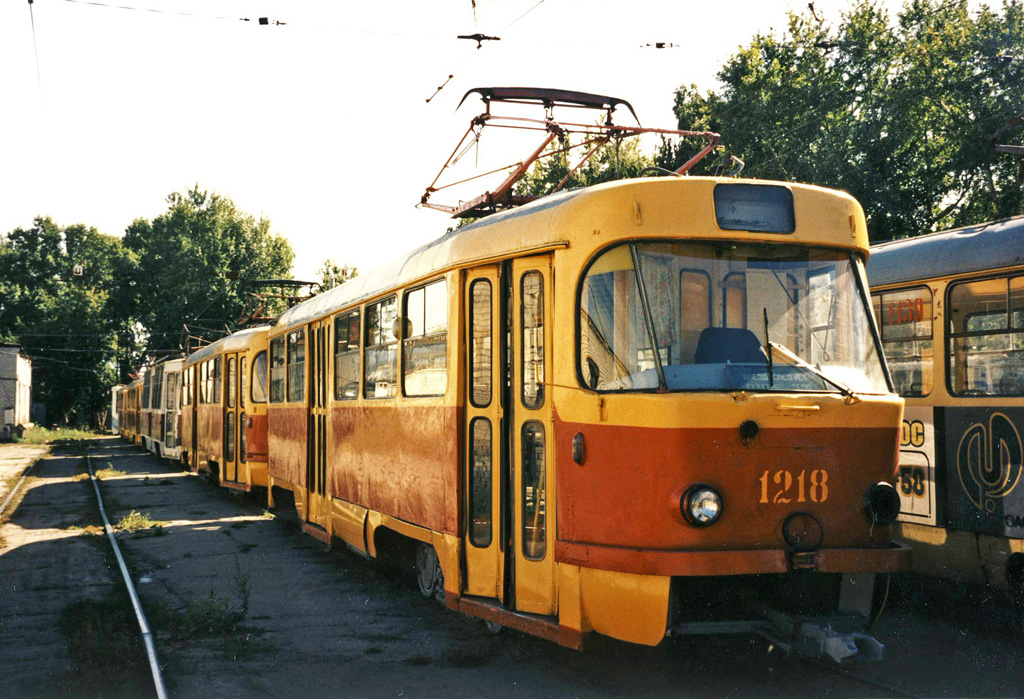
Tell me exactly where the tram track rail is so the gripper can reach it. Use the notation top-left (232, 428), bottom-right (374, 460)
top-left (801, 656), bottom-right (918, 698)
top-left (85, 448), bottom-right (168, 699)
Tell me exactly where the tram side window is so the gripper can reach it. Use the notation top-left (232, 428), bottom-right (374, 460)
top-left (252, 350), bottom-right (268, 403)
top-left (287, 329), bottom-right (305, 402)
top-left (142, 374), bottom-right (151, 410)
top-left (469, 280), bottom-right (492, 407)
top-left (404, 279), bottom-right (448, 397)
top-left (152, 366), bottom-right (163, 410)
top-left (211, 357), bottom-right (222, 404)
top-left (469, 417), bottom-right (492, 547)
top-left (334, 311), bottom-right (360, 401)
top-left (199, 362), bottom-right (208, 404)
top-left (240, 357), bottom-right (247, 410)
top-left (521, 272), bottom-right (545, 408)
top-left (166, 372), bottom-right (178, 410)
top-left (227, 357), bottom-right (236, 409)
top-left (365, 296), bottom-right (398, 399)
top-left (871, 287), bottom-right (933, 396)
top-left (270, 338), bottom-right (285, 403)
top-left (522, 421), bottom-right (547, 560)
top-left (948, 276), bottom-right (1024, 396)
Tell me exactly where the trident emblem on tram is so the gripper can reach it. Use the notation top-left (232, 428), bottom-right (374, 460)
top-left (956, 412), bottom-right (1024, 513)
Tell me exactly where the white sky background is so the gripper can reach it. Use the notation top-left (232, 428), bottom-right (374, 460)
top-left (0, 0), bottom-right (909, 280)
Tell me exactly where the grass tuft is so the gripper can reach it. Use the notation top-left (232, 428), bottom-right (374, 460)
top-left (14, 426), bottom-right (99, 444)
top-left (115, 510), bottom-right (166, 534)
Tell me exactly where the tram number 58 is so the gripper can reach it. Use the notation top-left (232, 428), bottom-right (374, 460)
top-left (759, 469), bottom-right (829, 504)
top-left (899, 466), bottom-right (927, 498)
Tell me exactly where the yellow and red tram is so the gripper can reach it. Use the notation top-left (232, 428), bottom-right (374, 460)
top-left (180, 326), bottom-right (270, 492)
top-left (260, 176), bottom-right (906, 654)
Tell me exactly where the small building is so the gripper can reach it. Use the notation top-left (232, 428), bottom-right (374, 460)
top-left (0, 344), bottom-right (33, 438)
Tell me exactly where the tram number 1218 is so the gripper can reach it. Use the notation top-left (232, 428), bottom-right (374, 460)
top-left (759, 469), bottom-right (830, 504)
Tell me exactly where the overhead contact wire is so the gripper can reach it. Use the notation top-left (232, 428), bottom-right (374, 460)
top-left (86, 449), bottom-right (168, 699)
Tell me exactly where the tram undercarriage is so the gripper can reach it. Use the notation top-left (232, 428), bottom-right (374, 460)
top-left (666, 572), bottom-right (887, 662)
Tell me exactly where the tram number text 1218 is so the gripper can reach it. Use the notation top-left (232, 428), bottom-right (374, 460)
top-left (759, 469), bottom-right (830, 504)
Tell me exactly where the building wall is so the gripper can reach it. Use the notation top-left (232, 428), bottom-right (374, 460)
top-left (0, 347), bottom-right (33, 427)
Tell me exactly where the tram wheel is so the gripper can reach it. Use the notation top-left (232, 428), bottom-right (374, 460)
top-left (484, 620), bottom-right (504, 635)
top-left (415, 542), bottom-right (443, 600)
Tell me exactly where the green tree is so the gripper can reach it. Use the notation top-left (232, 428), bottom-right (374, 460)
top-left (515, 135), bottom-right (656, 197)
top-left (0, 217), bottom-right (134, 425)
top-left (122, 187), bottom-right (294, 351)
top-left (669, 0), bottom-right (1024, 241)
top-left (316, 258), bottom-right (358, 291)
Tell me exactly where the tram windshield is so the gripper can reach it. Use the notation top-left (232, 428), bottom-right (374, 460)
top-left (578, 241), bottom-right (889, 394)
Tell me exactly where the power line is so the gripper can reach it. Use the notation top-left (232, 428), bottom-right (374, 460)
top-left (27, 0), bottom-right (43, 105)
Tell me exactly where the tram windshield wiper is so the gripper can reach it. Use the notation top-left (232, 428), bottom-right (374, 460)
top-left (767, 341), bottom-right (860, 403)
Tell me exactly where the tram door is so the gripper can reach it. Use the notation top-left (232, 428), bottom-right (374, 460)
top-left (189, 367), bottom-right (199, 470)
top-left (223, 353), bottom-right (242, 484)
top-left (463, 266), bottom-right (505, 601)
top-left (511, 257), bottom-right (556, 616)
top-left (306, 320), bottom-right (330, 530)
top-left (462, 257), bottom-right (556, 616)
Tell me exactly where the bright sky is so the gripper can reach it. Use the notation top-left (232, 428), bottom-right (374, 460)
top-left (0, 0), bottom-right (907, 281)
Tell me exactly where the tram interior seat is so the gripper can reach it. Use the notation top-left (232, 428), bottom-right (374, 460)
top-left (693, 327), bottom-right (766, 365)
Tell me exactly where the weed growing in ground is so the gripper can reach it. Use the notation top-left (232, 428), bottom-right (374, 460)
top-left (15, 427), bottom-right (99, 444)
top-left (115, 510), bottom-right (166, 534)
top-left (95, 464), bottom-right (126, 479)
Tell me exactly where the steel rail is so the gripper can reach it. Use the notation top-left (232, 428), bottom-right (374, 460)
top-left (86, 449), bottom-right (168, 699)
top-left (801, 657), bottom-right (918, 698)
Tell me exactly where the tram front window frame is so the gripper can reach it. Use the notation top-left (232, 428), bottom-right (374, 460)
top-left (576, 240), bottom-right (890, 395)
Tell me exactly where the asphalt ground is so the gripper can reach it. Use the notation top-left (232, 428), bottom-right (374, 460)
top-left (3, 437), bottom-right (1024, 698)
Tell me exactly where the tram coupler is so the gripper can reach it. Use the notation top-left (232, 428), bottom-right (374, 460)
top-left (792, 622), bottom-right (884, 663)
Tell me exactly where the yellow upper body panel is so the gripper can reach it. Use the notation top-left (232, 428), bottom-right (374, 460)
top-left (274, 177), bottom-right (869, 333)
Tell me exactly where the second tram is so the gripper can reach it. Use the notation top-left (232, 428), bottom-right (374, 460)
top-left (868, 215), bottom-right (1024, 597)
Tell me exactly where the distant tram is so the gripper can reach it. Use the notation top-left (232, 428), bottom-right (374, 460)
top-left (868, 216), bottom-right (1024, 598)
top-left (180, 326), bottom-right (270, 492)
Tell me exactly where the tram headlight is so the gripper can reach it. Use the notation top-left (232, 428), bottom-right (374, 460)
top-left (863, 482), bottom-right (901, 525)
top-left (682, 485), bottom-right (723, 527)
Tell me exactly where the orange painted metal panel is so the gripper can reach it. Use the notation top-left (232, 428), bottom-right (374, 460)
top-left (327, 405), bottom-right (459, 535)
top-left (554, 416), bottom-right (900, 552)
top-left (246, 413), bottom-right (268, 461)
top-left (196, 403), bottom-right (223, 464)
top-left (268, 405), bottom-right (307, 489)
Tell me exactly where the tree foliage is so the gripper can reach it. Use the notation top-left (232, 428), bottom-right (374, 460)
top-left (515, 135), bottom-right (656, 197)
top-left (668, 0), bottom-right (1024, 241)
top-left (0, 187), bottom-right (312, 426)
top-left (122, 187), bottom-right (295, 351)
top-left (316, 258), bottom-right (358, 291)
top-left (0, 217), bottom-right (134, 424)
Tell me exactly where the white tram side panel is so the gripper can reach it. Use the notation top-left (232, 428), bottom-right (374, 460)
top-left (896, 406), bottom-right (938, 527)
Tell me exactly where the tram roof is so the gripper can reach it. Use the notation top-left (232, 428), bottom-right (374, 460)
top-left (184, 326), bottom-right (270, 367)
top-left (275, 176), bottom-right (866, 332)
top-left (867, 215), bottom-right (1024, 287)
top-left (274, 187), bottom-right (584, 331)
